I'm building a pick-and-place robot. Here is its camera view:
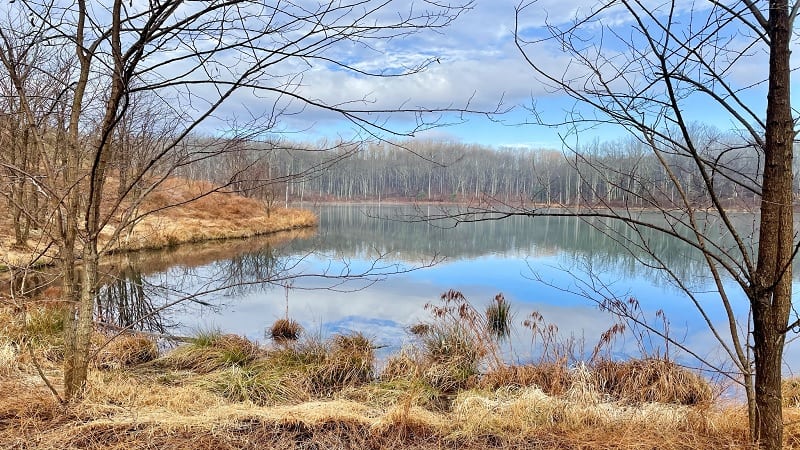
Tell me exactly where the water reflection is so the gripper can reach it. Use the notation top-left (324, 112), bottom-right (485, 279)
top-left (95, 229), bottom-right (312, 336)
top-left (97, 255), bottom-right (168, 333)
top-left (100, 205), bottom-right (800, 375)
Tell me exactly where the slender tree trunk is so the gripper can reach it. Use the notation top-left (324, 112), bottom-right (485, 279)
top-left (752, 2), bottom-right (794, 448)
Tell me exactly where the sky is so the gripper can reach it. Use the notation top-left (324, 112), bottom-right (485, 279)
top-left (240, 0), bottom-right (786, 151)
top-left (9, 1), bottom-right (783, 150)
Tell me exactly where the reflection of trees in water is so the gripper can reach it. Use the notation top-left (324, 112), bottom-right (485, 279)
top-left (291, 205), bottom-right (769, 287)
top-left (96, 256), bottom-right (170, 333)
top-left (98, 243), bottom-right (283, 333)
top-left (96, 205), bottom-right (772, 333)
top-left (207, 245), bottom-right (281, 296)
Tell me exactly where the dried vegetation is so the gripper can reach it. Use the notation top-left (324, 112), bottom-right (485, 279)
top-left (1, 177), bottom-right (317, 266)
top-left (0, 291), bottom-right (792, 449)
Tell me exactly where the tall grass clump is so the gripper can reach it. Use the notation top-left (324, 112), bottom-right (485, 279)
top-left (593, 358), bottom-right (713, 406)
top-left (96, 334), bottom-right (159, 370)
top-left (406, 290), bottom-right (521, 394)
top-left (195, 332), bottom-right (377, 404)
top-left (158, 330), bottom-right (261, 373)
top-left (309, 332), bottom-right (375, 395)
top-left (269, 318), bottom-right (302, 343)
top-left (4, 306), bottom-right (67, 362)
top-left (485, 293), bottom-right (512, 340)
top-left (198, 363), bottom-right (308, 405)
top-left (418, 323), bottom-right (483, 393)
top-left (18, 306), bottom-right (65, 347)
top-left (478, 363), bottom-right (571, 396)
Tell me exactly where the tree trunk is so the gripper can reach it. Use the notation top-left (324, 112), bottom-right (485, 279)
top-left (752, 1), bottom-right (794, 448)
top-left (63, 246), bottom-right (99, 399)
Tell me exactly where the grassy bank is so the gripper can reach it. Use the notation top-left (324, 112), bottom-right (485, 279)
top-left (1, 178), bottom-right (317, 268)
top-left (0, 329), bottom-right (753, 450)
top-left (3, 297), bottom-right (800, 449)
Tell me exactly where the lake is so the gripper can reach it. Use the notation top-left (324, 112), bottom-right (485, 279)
top-left (99, 204), bottom-right (800, 377)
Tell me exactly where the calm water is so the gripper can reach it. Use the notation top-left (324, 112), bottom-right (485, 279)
top-left (100, 204), bottom-right (800, 375)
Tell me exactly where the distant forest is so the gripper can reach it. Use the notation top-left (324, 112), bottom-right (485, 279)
top-left (178, 130), bottom-right (798, 207)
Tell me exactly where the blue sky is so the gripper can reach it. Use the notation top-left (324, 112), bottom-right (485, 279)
top-left (3, 1), bottom-right (784, 149)
top-left (240, 0), bottom-right (787, 150)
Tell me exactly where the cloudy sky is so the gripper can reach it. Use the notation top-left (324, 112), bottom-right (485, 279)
top-left (4, 0), bottom-right (786, 149)
top-left (236, 0), bottom-right (783, 150)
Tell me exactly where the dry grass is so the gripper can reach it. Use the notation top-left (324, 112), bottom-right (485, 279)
top-left (0, 373), bottom-right (756, 450)
top-left (310, 333), bottom-right (375, 394)
top-left (95, 334), bottom-right (159, 370)
top-left (158, 331), bottom-right (263, 374)
top-left (0, 298), bottom-right (775, 449)
top-left (0, 315), bottom-right (770, 450)
top-left (0, 338), bottom-right (17, 375)
top-left (269, 318), bottom-right (303, 343)
top-left (478, 363), bottom-right (571, 396)
top-left (415, 323), bottom-right (484, 393)
top-left (108, 179), bottom-right (317, 252)
top-left (593, 358), bottom-right (714, 406)
top-left (784, 377), bottom-right (800, 407)
top-left (381, 348), bottom-right (425, 381)
top-left (0, 176), bottom-right (317, 266)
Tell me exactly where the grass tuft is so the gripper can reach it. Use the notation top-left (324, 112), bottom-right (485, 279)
top-left (485, 293), bottom-right (513, 340)
top-left (418, 323), bottom-right (483, 393)
top-left (593, 358), bottom-right (713, 406)
top-left (309, 332), bottom-right (375, 395)
top-left (381, 349), bottom-right (424, 381)
top-left (197, 363), bottom-right (308, 405)
top-left (269, 318), bottom-right (302, 343)
top-left (96, 334), bottom-right (159, 370)
top-left (157, 331), bottom-right (261, 373)
top-left (478, 362), bottom-right (571, 396)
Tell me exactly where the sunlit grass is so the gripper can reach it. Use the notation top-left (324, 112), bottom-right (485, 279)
top-left (1, 176), bottom-right (318, 265)
top-left (0, 294), bottom-right (781, 449)
top-left (268, 318), bottom-right (303, 343)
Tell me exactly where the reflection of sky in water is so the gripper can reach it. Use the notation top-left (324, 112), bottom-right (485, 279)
top-left (140, 205), bottom-right (800, 378)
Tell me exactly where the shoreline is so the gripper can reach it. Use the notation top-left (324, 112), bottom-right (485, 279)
top-left (0, 206), bottom-right (317, 273)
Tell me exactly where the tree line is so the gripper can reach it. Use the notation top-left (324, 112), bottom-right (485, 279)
top-left (178, 130), bottom-right (799, 208)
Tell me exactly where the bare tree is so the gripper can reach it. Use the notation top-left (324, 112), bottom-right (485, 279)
top-left (405, 1), bottom-right (796, 449)
top-left (509, 2), bottom-right (794, 448)
top-left (0, 0), bottom-right (474, 401)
